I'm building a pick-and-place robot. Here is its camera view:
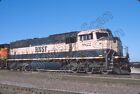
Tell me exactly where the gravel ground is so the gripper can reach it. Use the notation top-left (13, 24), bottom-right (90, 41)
top-left (0, 70), bottom-right (140, 94)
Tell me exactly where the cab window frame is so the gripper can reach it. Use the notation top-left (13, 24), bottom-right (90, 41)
top-left (79, 33), bottom-right (93, 41)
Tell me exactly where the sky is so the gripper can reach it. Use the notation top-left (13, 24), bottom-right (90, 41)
top-left (0, 0), bottom-right (140, 61)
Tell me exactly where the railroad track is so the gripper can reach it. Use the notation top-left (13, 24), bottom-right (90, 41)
top-left (34, 69), bottom-right (140, 79)
top-left (0, 70), bottom-right (140, 94)
top-left (0, 84), bottom-right (81, 94)
top-left (1, 69), bottom-right (140, 79)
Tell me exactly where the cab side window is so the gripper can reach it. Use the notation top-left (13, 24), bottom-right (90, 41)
top-left (79, 33), bottom-right (93, 41)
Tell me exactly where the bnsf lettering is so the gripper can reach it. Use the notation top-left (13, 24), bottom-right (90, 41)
top-left (35, 46), bottom-right (47, 53)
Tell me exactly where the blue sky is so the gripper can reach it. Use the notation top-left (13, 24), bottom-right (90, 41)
top-left (0, 0), bottom-right (140, 61)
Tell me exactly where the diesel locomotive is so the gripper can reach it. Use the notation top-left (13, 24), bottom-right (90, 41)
top-left (0, 28), bottom-right (131, 74)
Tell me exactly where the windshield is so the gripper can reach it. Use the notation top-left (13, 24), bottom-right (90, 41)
top-left (96, 32), bottom-right (108, 39)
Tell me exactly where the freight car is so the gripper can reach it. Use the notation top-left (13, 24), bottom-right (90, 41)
top-left (3, 28), bottom-right (131, 74)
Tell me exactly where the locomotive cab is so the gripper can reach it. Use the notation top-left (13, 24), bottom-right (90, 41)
top-left (77, 29), bottom-right (121, 57)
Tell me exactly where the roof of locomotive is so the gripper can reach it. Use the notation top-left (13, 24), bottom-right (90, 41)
top-left (0, 44), bottom-right (9, 48)
top-left (10, 31), bottom-right (79, 48)
top-left (78, 28), bottom-right (112, 35)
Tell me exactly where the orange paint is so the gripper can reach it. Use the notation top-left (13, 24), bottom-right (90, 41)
top-left (0, 48), bottom-right (8, 59)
